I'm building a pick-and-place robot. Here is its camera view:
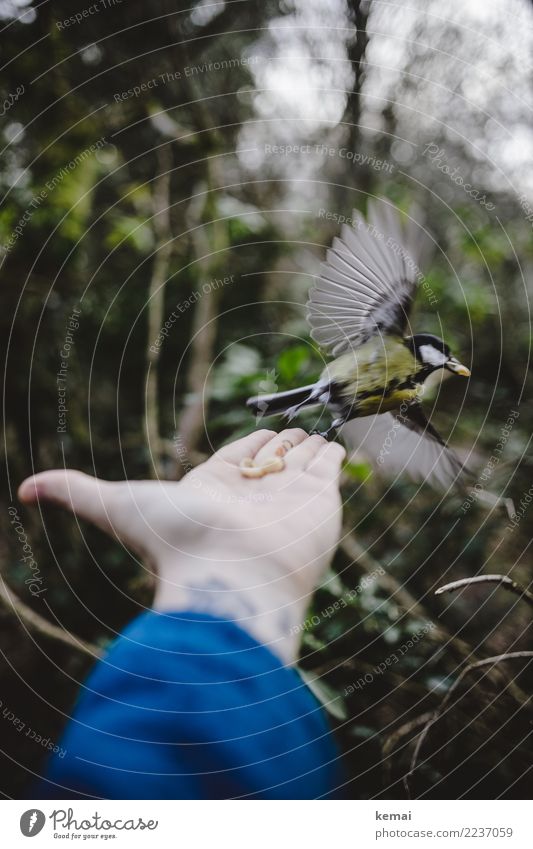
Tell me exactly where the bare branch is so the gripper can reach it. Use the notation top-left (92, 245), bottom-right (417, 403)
top-left (382, 712), bottom-right (434, 761)
top-left (381, 712), bottom-right (434, 786)
top-left (343, 0), bottom-right (371, 151)
top-left (340, 532), bottom-right (466, 651)
top-left (0, 575), bottom-right (101, 658)
top-left (145, 144), bottom-right (173, 479)
top-left (435, 574), bottom-right (533, 608)
top-left (405, 651), bottom-right (533, 797)
top-left (341, 532), bottom-right (530, 708)
top-left (174, 278), bottom-right (220, 464)
top-left (174, 162), bottom-right (227, 476)
top-left (160, 438), bottom-right (207, 471)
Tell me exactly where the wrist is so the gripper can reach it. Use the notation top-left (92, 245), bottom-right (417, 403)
top-left (152, 557), bottom-right (312, 665)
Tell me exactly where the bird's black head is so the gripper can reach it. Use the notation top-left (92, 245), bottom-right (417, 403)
top-left (407, 333), bottom-right (471, 377)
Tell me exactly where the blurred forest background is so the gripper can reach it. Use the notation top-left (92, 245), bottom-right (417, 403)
top-left (1, 0), bottom-right (532, 799)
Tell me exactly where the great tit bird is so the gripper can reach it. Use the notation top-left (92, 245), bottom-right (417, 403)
top-left (246, 198), bottom-right (472, 489)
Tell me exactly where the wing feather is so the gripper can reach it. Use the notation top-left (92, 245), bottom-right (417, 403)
top-left (340, 408), bottom-right (469, 491)
top-left (307, 198), bottom-right (432, 355)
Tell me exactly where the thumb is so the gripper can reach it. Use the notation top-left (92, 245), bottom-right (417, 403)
top-left (18, 470), bottom-right (118, 536)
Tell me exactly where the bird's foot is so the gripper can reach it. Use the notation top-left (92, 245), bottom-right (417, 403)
top-left (310, 418), bottom-right (344, 441)
top-left (310, 428), bottom-right (336, 441)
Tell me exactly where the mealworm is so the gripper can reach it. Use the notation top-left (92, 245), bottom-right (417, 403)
top-left (239, 456), bottom-right (285, 478)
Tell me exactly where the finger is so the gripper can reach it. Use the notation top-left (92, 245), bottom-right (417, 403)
top-left (306, 441), bottom-right (346, 480)
top-left (284, 433), bottom-right (328, 470)
top-left (253, 427), bottom-right (308, 466)
top-left (18, 470), bottom-right (118, 535)
top-left (213, 429), bottom-right (276, 465)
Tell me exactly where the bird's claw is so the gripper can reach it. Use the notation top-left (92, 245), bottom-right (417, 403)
top-left (310, 429), bottom-right (336, 441)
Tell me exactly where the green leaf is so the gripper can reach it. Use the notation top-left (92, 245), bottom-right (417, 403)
top-left (343, 461), bottom-right (373, 481)
top-left (105, 215), bottom-right (154, 252)
top-left (276, 345), bottom-right (310, 383)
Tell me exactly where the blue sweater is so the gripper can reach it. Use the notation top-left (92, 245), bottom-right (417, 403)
top-left (35, 611), bottom-right (343, 799)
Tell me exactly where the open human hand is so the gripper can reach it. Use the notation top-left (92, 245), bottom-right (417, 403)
top-left (18, 428), bottom-right (345, 662)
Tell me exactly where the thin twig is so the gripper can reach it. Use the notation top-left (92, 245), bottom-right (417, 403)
top-left (382, 712), bottom-right (435, 761)
top-left (405, 651), bottom-right (533, 797)
top-left (341, 532), bottom-right (530, 707)
top-left (341, 532), bottom-right (470, 654)
top-left (341, 533), bottom-right (435, 627)
top-left (0, 576), bottom-right (101, 658)
top-left (308, 656), bottom-right (429, 699)
top-left (435, 574), bottom-right (533, 608)
top-left (381, 712), bottom-right (434, 786)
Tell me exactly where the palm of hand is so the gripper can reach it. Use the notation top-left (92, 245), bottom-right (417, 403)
top-left (18, 429), bottom-right (345, 597)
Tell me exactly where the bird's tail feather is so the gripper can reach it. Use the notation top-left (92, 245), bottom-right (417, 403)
top-left (246, 384), bottom-right (318, 419)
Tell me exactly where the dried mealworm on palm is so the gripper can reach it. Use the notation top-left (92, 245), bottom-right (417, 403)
top-left (261, 456), bottom-right (285, 474)
top-left (240, 458), bottom-right (264, 478)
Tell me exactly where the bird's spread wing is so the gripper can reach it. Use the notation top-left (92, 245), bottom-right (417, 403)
top-left (307, 198), bottom-right (432, 355)
top-left (340, 404), bottom-right (469, 490)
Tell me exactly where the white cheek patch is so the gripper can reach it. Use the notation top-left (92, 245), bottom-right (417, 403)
top-left (419, 344), bottom-right (447, 367)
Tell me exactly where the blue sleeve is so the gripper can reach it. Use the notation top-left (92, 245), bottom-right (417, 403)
top-left (34, 610), bottom-right (344, 799)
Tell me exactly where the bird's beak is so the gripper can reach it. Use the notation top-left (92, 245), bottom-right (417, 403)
top-left (445, 357), bottom-right (471, 377)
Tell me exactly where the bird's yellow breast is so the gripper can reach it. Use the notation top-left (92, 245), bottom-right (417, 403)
top-left (321, 337), bottom-right (421, 415)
